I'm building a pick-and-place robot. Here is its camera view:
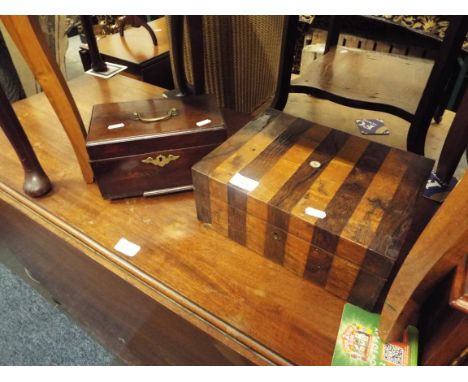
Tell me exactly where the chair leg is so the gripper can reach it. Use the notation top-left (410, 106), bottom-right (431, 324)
top-left (434, 88), bottom-right (468, 185)
top-left (407, 16), bottom-right (468, 155)
top-left (271, 16), bottom-right (298, 111)
top-left (80, 16), bottom-right (108, 72)
top-left (433, 59), bottom-right (461, 123)
top-left (186, 16), bottom-right (205, 94)
top-left (324, 16), bottom-right (342, 54)
top-left (447, 56), bottom-right (468, 110)
top-left (0, 84), bottom-right (51, 197)
top-left (166, 15), bottom-right (190, 95)
top-left (1, 15), bottom-right (94, 183)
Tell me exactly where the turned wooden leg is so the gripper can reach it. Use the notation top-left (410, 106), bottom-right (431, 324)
top-left (1, 15), bottom-right (94, 184)
top-left (80, 16), bottom-right (108, 72)
top-left (0, 85), bottom-right (51, 197)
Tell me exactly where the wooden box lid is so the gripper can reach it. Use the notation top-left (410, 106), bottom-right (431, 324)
top-left (193, 110), bottom-right (434, 307)
top-left (86, 94), bottom-right (226, 161)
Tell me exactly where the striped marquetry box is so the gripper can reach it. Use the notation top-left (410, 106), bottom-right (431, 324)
top-left (192, 110), bottom-right (434, 310)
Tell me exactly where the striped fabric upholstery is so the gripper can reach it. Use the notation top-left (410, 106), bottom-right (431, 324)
top-left (193, 110), bottom-right (434, 310)
top-left (167, 16), bottom-right (288, 114)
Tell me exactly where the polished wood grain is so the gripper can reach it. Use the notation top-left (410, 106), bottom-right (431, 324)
top-left (0, 74), bottom-right (346, 365)
top-left (95, 19), bottom-right (169, 65)
top-left (0, 199), bottom-right (253, 365)
top-left (87, 95), bottom-right (225, 146)
top-left (379, 169), bottom-right (468, 342)
top-left (291, 47), bottom-right (433, 121)
top-left (92, 143), bottom-right (219, 199)
top-left (194, 110), bottom-right (434, 310)
top-left (1, 15), bottom-right (93, 183)
top-left (86, 94), bottom-right (227, 199)
top-left (285, 16), bottom-right (468, 155)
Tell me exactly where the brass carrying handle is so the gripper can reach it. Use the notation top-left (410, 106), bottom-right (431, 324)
top-left (132, 107), bottom-right (178, 123)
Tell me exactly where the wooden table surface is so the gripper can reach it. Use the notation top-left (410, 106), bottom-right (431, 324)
top-left (94, 18), bottom-right (169, 64)
top-left (292, 46), bottom-right (433, 120)
top-left (0, 74), bottom-right (345, 365)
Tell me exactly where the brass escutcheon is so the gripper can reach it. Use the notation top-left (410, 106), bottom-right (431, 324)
top-left (141, 154), bottom-right (180, 167)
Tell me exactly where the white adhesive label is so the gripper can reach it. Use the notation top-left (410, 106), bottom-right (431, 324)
top-left (305, 207), bottom-right (327, 219)
top-left (196, 119), bottom-right (212, 127)
top-left (107, 123), bottom-right (125, 130)
top-left (114, 238), bottom-right (141, 257)
top-left (229, 173), bottom-right (259, 192)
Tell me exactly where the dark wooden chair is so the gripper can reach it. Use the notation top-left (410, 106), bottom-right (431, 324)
top-left (276, 16), bottom-right (468, 155)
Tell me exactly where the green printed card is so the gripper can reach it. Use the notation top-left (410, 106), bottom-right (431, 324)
top-left (332, 303), bottom-right (418, 366)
